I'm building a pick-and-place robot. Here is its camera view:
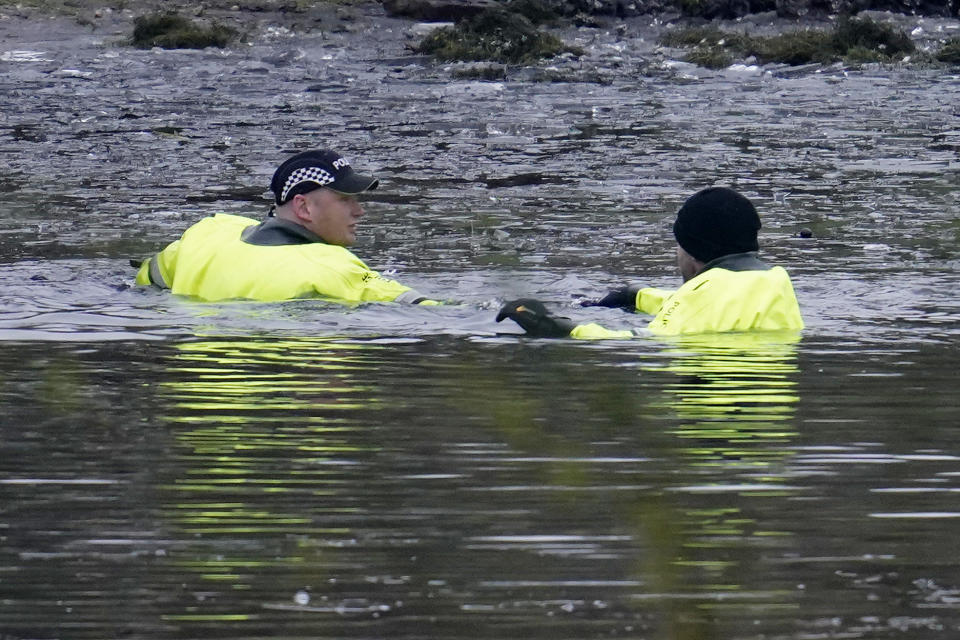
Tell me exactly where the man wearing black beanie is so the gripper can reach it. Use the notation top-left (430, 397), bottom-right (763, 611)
top-left (673, 187), bottom-right (760, 270)
top-left (496, 187), bottom-right (803, 338)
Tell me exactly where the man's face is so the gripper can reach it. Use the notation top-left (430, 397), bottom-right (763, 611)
top-left (299, 188), bottom-right (364, 246)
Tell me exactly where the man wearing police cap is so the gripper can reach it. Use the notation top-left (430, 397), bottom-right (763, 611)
top-left (497, 187), bottom-right (803, 338)
top-left (135, 149), bottom-right (436, 305)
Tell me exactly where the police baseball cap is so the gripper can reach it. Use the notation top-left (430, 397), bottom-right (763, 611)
top-left (270, 149), bottom-right (379, 205)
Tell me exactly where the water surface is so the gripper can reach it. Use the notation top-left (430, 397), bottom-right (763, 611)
top-left (1, 10), bottom-right (959, 639)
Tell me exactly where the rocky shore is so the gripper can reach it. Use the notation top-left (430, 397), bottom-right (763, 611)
top-left (384, 0), bottom-right (957, 19)
top-left (0, 0), bottom-right (956, 28)
top-left (0, 0), bottom-right (957, 71)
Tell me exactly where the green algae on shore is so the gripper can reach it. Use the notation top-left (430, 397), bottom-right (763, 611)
top-left (131, 11), bottom-right (237, 49)
top-left (661, 16), bottom-right (919, 68)
top-left (412, 5), bottom-right (581, 64)
top-left (936, 37), bottom-right (960, 63)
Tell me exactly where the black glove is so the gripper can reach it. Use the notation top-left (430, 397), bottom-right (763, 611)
top-left (495, 298), bottom-right (576, 338)
top-left (580, 285), bottom-right (640, 309)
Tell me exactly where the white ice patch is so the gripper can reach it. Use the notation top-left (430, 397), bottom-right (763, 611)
top-left (1, 50), bottom-right (53, 62)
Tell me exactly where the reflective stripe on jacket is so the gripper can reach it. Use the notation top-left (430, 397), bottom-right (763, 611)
top-left (570, 253), bottom-right (803, 339)
top-left (135, 214), bottom-right (430, 304)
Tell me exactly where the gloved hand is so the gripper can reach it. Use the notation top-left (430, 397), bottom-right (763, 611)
top-left (495, 298), bottom-right (576, 338)
top-left (580, 285), bottom-right (640, 309)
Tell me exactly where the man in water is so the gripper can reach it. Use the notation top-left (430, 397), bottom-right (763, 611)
top-left (496, 186), bottom-right (803, 338)
top-left (135, 149), bottom-right (437, 305)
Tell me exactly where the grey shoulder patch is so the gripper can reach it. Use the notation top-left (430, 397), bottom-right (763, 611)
top-left (394, 289), bottom-right (428, 304)
top-left (148, 256), bottom-right (169, 289)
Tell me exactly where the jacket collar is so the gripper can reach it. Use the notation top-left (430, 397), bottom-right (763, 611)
top-left (241, 217), bottom-right (326, 246)
top-left (702, 251), bottom-right (770, 273)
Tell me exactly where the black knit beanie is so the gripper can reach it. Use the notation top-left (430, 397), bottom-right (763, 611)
top-left (672, 187), bottom-right (761, 263)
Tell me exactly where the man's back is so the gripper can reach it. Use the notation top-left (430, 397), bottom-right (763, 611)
top-left (640, 264), bottom-right (803, 335)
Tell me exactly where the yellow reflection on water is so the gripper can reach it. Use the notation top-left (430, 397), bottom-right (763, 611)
top-left (156, 336), bottom-right (385, 604)
top-left (449, 331), bottom-right (803, 638)
top-left (658, 332), bottom-right (800, 463)
top-left (162, 338), bottom-right (379, 414)
top-left (653, 331), bottom-right (802, 631)
top-left (152, 330), bottom-right (804, 636)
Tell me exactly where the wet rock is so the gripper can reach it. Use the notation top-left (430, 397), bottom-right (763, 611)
top-left (831, 14), bottom-right (914, 56)
top-left (757, 29), bottom-right (838, 64)
top-left (661, 15), bottom-right (915, 68)
top-left (412, 6), bottom-right (581, 63)
top-left (936, 37), bottom-right (960, 63)
top-left (131, 11), bottom-right (237, 49)
top-left (383, 0), bottom-right (498, 21)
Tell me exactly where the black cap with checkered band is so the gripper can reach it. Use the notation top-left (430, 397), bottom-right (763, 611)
top-left (270, 149), bottom-right (379, 205)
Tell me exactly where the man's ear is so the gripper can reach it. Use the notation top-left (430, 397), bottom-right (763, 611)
top-left (290, 194), bottom-right (312, 222)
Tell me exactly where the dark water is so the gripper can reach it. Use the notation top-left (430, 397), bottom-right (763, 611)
top-left (2, 9), bottom-right (960, 639)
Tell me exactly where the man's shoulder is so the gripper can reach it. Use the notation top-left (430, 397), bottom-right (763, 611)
top-left (678, 263), bottom-right (794, 297)
top-left (184, 213), bottom-right (259, 232)
top-left (209, 213), bottom-right (260, 226)
top-left (296, 242), bottom-right (368, 266)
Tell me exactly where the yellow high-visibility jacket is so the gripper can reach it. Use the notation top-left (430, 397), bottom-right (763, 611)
top-left (135, 214), bottom-right (435, 304)
top-left (571, 253), bottom-right (803, 339)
